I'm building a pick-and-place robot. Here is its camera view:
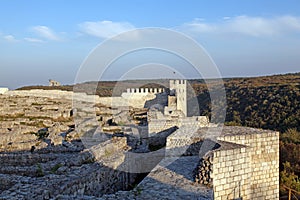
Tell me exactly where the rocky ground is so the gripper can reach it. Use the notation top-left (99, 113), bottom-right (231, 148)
top-left (0, 94), bottom-right (148, 152)
top-left (0, 95), bottom-right (74, 151)
top-left (0, 94), bottom-right (152, 199)
top-left (0, 93), bottom-right (210, 200)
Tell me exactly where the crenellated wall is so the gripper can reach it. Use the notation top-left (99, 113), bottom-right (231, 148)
top-left (5, 89), bottom-right (160, 109)
top-left (125, 88), bottom-right (165, 94)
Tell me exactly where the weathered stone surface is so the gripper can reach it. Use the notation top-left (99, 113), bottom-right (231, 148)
top-left (48, 123), bottom-right (70, 145)
top-left (0, 86), bottom-right (279, 200)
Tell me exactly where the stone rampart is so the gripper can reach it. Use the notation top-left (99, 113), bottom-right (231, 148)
top-left (124, 88), bottom-right (165, 94)
top-left (5, 89), bottom-right (158, 109)
top-left (215, 127), bottom-right (279, 199)
top-left (165, 126), bottom-right (279, 200)
top-left (6, 90), bottom-right (74, 100)
top-left (212, 143), bottom-right (251, 199)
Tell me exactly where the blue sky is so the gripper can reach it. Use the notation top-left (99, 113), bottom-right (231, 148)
top-left (0, 0), bottom-right (300, 88)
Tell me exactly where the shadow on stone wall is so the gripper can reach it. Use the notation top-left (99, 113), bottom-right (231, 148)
top-left (0, 138), bottom-right (139, 199)
top-left (0, 131), bottom-right (218, 199)
top-left (144, 93), bottom-right (168, 110)
top-left (147, 126), bottom-right (178, 151)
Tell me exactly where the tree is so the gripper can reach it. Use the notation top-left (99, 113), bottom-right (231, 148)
top-left (280, 161), bottom-right (300, 194)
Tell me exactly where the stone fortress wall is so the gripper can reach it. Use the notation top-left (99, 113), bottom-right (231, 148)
top-left (0, 80), bottom-right (280, 199)
top-left (165, 126), bottom-right (279, 200)
top-left (214, 129), bottom-right (279, 199)
top-left (124, 87), bottom-right (165, 94)
top-left (120, 87), bottom-right (165, 108)
top-left (101, 126), bottom-right (279, 200)
top-left (5, 87), bottom-right (165, 109)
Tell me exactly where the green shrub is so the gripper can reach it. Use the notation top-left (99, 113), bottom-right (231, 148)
top-left (34, 128), bottom-right (49, 140)
top-left (51, 164), bottom-right (62, 173)
top-left (36, 163), bottom-right (44, 177)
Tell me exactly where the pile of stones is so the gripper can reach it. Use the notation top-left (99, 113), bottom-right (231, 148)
top-left (194, 156), bottom-right (213, 187)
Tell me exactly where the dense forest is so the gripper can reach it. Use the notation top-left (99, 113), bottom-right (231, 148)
top-left (188, 73), bottom-right (300, 132)
top-left (18, 72), bottom-right (300, 195)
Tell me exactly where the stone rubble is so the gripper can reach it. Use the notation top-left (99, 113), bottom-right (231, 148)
top-left (0, 87), bottom-right (280, 199)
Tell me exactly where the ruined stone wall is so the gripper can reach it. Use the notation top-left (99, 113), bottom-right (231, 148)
top-left (148, 120), bottom-right (180, 134)
top-left (148, 116), bottom-right (209, 134)
top-left (0, 161), bottom-right (136, 199)
top-left (49, 80), bottom-right (61, 86)
top-left (165, 126), bottom-right (212, 157)
top-left (0, 137), bottom-right (139, 199)
top-left (167, 95), bottom-right (177, 109)
top-left (216, 130), bottom-right (280, 199)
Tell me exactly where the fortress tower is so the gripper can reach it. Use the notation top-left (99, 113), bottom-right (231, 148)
top-left (169, 80), bottom-right (187, 116)
top-left (49, 79), bottom-right (61, 87)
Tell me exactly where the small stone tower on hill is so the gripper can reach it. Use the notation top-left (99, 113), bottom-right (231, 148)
top-left (49, 79), bottom-right (61, 87)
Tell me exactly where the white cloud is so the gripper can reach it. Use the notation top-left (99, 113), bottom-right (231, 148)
top-left (3, 35), bottom-right (18, 42)
top-left (182, 20), bottom-right (216, 33)
top-left (226, 15), bottom-right (279, 36)
top-left (277, 15), bottom-right (300, 31)
top-left (32, 26), bottom-right (61, 41)
top-left (24, 37), bottom-right (44, 43)
top-left (79, 20), bottom-right (135, 38)
top-left (181, 15), bottom-right (300, 37)
top-left (223, 17), bottom-right (231, 20)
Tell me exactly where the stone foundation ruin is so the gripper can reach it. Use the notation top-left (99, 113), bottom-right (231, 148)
top-left (0, 80), bottom-right (279, 199)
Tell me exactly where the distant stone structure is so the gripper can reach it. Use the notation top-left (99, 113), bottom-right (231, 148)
top-left (168, 79), bottom-right (187, 116)
top-left (148, 80), bottom-right (209, 134)
top-left (49, 79), bottom-right (61, 86)
top-left (0, 87), bottom-right (8, 94)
